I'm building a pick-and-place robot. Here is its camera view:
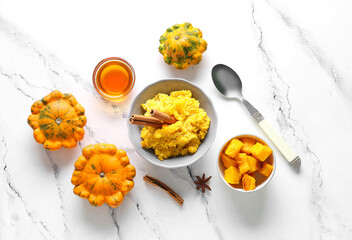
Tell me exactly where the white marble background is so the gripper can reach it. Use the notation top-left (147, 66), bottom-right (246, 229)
top-left (0, 0), bottom-right (352, 239)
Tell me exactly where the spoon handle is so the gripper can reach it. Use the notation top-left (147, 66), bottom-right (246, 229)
top-left (242, 100), bottom-right (301, 167)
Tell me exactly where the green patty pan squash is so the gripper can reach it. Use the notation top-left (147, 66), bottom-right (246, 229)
top-left (159, 22), bottom-right (207, 70)
top-left (27, 90), bottom-right (87, 151)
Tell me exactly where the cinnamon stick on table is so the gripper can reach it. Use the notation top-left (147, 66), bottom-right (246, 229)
top-left (143, 175), bottom-right (184, 206)
top-left (129, 115), bottom-right (163, 128)
top-left (150, 109), bottom-right (177, 124)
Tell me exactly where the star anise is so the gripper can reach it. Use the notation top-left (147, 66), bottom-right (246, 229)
top-left (194, 174), bottom-right (212, 193)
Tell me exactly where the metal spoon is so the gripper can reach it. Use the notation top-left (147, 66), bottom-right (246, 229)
top-left (212, 64), bottom-right (301, 168)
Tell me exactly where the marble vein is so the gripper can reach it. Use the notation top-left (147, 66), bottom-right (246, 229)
top-left (0, 136), bottom-right (53, 239)
top-left (1, 3), bottom-right (351, 239)
top-left (0, 15), bottom-right (127, 118)
top-left (83, 123), bottom-right (108, 144)
top-left (109, 207), bottom-right (122, 240)
top-left (251, 0), bottom-right (294, 133)
top-left (135, 203), bottom-right (163, 240)
top-left (251, 0), bottom-right (325, 232)
top-left (169, 166), bottom-right (194, 187)
top-left (77, 142), bottom-right (84, 152)
top-left (265, 0), bottom-right (352, 102)
top-left (45, 151), bottom-right (69, 233)
top-left (188, 167), bottom-right (224, 240)
top-left (1, 68), bottom-right (52, 92)
top-left (200, 194), bottom-right (224, 240)
top-left (251, 1), bottom-right (352, 238)
top-left (0, 17), bottom-right (59, 90)
top-left (84, 125), bottom-right (97, 139)
top-left (170, 166), bottom-right (223, 240)
top-left (0, 67), bottom-right (35, 101)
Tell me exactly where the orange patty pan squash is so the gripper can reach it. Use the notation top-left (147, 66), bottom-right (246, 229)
top-left (27, 90), bottom-right (87, 151)
top-left (71, 143), bottom-right (136, 208)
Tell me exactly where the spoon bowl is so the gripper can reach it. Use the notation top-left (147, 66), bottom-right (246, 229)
top-left (211, 64), bottom-right (244, 100)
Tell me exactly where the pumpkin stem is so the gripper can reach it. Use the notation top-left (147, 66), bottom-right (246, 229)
top-left (100, 172), bottom-right (105, 178)
top-left (55, 118), bottom-right (62, 124)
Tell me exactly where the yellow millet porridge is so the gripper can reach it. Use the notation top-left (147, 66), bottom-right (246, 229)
top-left (140, 90), bottom-right (210, 160)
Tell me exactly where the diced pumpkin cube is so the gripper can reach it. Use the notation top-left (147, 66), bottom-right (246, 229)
top-left (224, 166), bottom-right (241, 184)
top-left (221, 153), bottom-right (238, 168)
top-left (225, 139), bottom-right (243, 158)
top-left (257, 162), bottom-right (274, 177)
top-left (250, 142), bottom-right (273, 161)
top-left (247, 155), bottom-right (260, 173)
top-left (235, 153), bottom-right (247, 164)
top-left (241, 137), bottom-right (256, 154)
top-left (238, 157), bottom-right (250, 175)
top-left (242, 174), bottom-right (256, 191)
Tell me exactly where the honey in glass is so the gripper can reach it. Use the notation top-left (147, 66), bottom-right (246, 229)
top-left (93, 57), bottom-right (135, 100)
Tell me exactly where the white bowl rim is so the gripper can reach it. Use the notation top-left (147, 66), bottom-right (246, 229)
top-left (127, 78), bottom-right (218, 169)
top-left (216, 134), bottom-right (276, 192)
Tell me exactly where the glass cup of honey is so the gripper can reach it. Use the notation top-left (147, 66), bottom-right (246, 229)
top-left (93, 57), bottom-right (135, 101)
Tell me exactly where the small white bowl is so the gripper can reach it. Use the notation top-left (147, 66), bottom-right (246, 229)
top-left (128, 78), bottom-right (218, 168)
top-left (217, 134), bottom-right (276, 192)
